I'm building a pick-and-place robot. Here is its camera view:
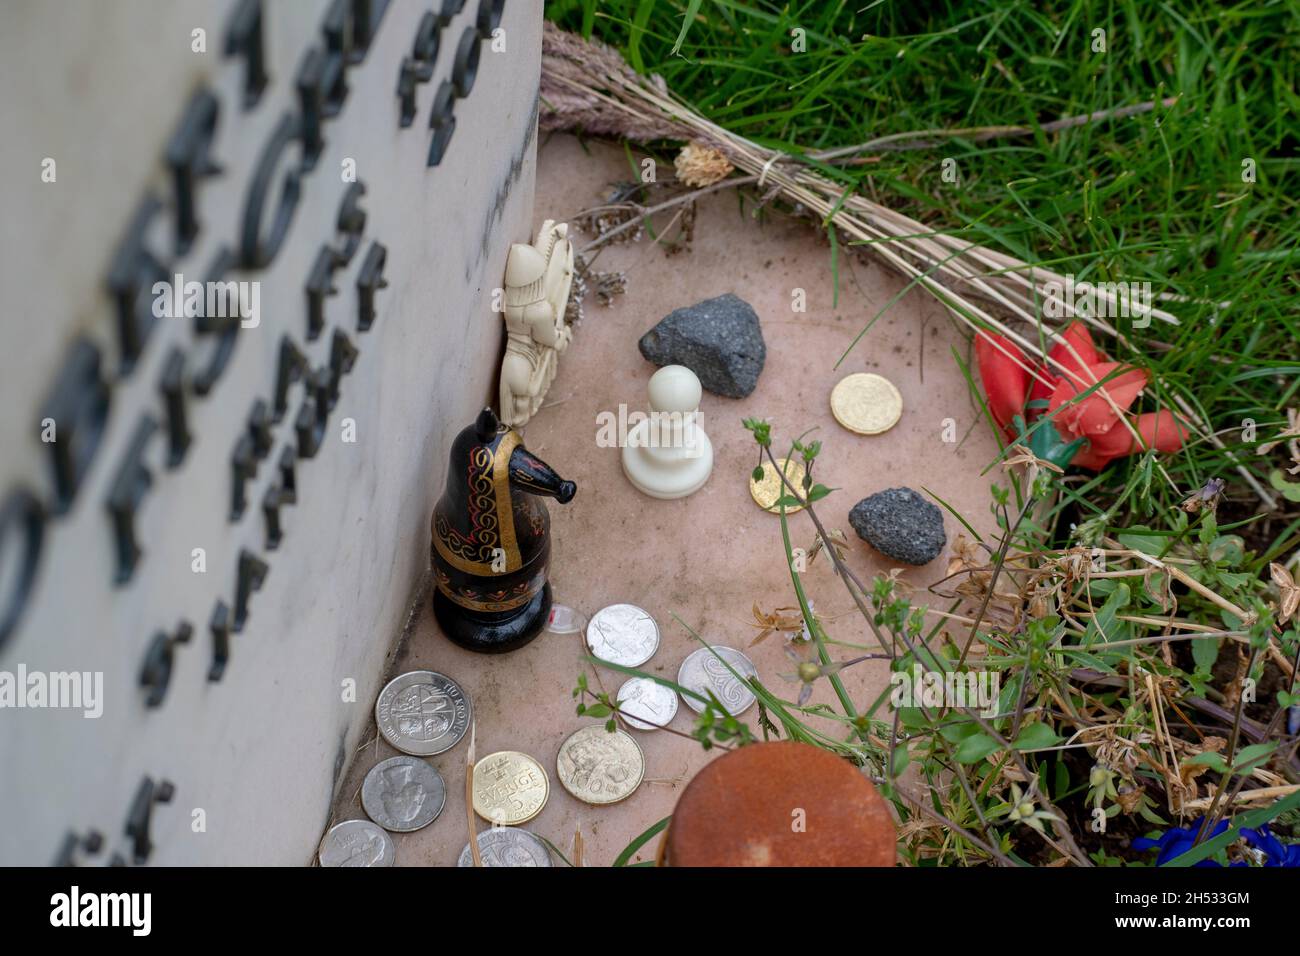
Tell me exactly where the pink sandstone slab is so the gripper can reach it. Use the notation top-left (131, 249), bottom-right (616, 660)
top-left (326, 133), bottom-right (1003, 866)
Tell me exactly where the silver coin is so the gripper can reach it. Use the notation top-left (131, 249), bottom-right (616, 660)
top-left (457, 828), bottom-right (553, 867)
top-left (557, 725), bottom-right (645, 804)
top-left (361, 756), bottom-right (447, 832)
top-left (616, 676), bottom-right (679, 731)
top-left (375, 670), bottom-right (471, 756)
top-left (677, 646), bottom-right (758, 716)
top-left (585, 603), bottom-right (660, 667)
top-left (319, 820), bottom-right (395, 867)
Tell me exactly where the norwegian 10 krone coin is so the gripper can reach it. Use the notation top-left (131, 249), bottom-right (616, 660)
top-left (556, 724), bottom-right (645, 805)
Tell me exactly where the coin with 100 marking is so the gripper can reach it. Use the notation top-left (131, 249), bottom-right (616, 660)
top-left (556, 724), bottom-right (645, 805)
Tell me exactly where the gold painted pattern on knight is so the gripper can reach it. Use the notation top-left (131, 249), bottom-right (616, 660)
top-left (435, 571), bottom-right (544, 613)
top-left (433, 431), bottom-right (523, 574)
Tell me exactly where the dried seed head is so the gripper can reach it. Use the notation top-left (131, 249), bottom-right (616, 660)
top-left (674, 141), bottom-right (734, 187)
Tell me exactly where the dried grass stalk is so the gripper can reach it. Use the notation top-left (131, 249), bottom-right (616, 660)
top-left (540, 23), bottom-right (1272, 507)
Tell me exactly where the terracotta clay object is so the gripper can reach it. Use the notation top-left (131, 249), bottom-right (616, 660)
top-left (666, 740), bottom-right (896, 866)
top-left (431, 408), bottom-right (576, 653)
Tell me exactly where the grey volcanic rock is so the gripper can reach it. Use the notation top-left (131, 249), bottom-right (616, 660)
top-left (638, 293), bottom-right (766, 398)
top-left (849, 488), bottom-right (946, 566)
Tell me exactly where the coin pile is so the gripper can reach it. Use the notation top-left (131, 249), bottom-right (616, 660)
top-left (568, 604), bottom-right (765, 814)
top-left (320, 670), bottom-right (475, 866)
top-left (332, 615), bottom-right (770, 864)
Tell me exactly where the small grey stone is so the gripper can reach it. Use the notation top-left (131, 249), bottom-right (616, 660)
top-left (638, 293), bottom-right (766, 398)
top-left (849, 488), bottom-right (946, 566)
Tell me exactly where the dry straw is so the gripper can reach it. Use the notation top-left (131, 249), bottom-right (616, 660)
top-left (539, 23), bottom-right (1272, 508)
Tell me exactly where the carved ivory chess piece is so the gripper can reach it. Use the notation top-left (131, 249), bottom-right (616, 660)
top-left (621, 365), bottom-right (714, 499)
top-left (499, 220), bottom-right (574, 428)
top-left (431, 408), bottom-right (576, 653)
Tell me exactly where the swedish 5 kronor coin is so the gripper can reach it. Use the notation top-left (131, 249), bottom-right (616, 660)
top-left (318, 819), bottom-right (396, 867)
top-left (361, 756), bottom-right (447, 832)
top-left (375, 670), bottom-right (471, 756)
top-left (472, 751), bottom-right (549, 825)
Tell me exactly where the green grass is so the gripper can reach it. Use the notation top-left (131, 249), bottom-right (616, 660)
top-left (546, 0), bottom-right (1300, 538)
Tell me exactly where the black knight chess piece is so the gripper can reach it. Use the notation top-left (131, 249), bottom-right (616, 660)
top-left (431, 408), bottom-right (576, 653)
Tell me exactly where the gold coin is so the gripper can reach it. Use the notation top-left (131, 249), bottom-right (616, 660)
top-left (556, 725), bottom-right (645, 805)
top-left (830, 373), bottom-right (903, 435)
top-left (472, 751), bottom-right (549, 825)
top-left (749, 457), bottom-right (806, 514)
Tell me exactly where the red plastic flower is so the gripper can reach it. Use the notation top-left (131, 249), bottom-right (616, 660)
top-left (974, 331), bottom-right (1031, 439)
top-left (1027, 320), bottom-right (1100, 409)
top-left (974, 321), bottom-right (1189, 471)
top-left (1069, 410), bottom-right (1189, 471)
top-left (1048, 361), bottom-right (1150, 438)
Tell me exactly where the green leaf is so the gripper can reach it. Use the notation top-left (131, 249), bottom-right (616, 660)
top-left (891, 743), bottom-right (911, 777)
top-left (1209, 535), bottom-right (1244, 564)
top-left (1190, 635), bottom-right (1222, 675)
top-left (584, 702), bottom-right (611, 718)
top-left (1232, 742), bottom-right (1277, 772)
top-left (1053, 760), bottom-right (1070, 799)
top-left (956, 733), bottom-right (1000, 764)
top-left (1083, 584), bottom-right (1130, 647)
top-left (613, 815), bottom-right (670, 867)
top-left (668, 0), bottom-right (705, 57)
top-left (939, 719), bottom-right (980, 744)
top-left (805, 484), bottom-right (835, 503)
top-left (1185, 751), bottom-right (1229, 773)
top-left (897, 707), bottom-right (928, 730)
top-left (1013, 721), bottom-right (1063, 751)
top-left (1116, 529), bottom-right (1166, 556)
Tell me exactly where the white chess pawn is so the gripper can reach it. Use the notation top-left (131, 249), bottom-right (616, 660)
top-left (622, 365), bottom-right (714, 499)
